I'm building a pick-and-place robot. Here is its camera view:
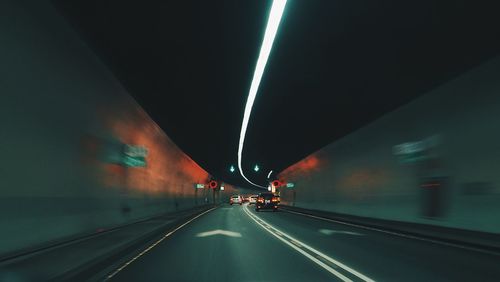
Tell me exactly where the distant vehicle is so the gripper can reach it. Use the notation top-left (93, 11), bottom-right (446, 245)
top-left (248, 195), bottom-right (258, 205)
top-left (255, 193), bottom-right (279, 211)
top-left (230, 195), bottom-right (242, 205)
top-left (241, 195), bottom-right (249, 203)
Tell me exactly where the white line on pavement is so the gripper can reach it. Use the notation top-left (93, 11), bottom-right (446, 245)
top-left (319, 229), bottom-right (363, 236)
top-left (105, 207), bottom-right (217, 280)
top-left (283, 209), bottom-right (500, 256)
top-left (243, 205), bottom-right (375, 282)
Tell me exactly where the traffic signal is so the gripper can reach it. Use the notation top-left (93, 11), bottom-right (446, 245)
top-left (272, 180), bottom-right (281, 188)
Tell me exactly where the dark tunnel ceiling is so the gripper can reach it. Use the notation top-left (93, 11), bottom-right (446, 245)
top-left (54, 0), bottom-right (500, 188)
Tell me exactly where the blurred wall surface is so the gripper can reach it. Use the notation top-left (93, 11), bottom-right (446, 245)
top-left (279, 55), bottom-right (500, 234)
top-left (0, 0), bottom-right (212, 256)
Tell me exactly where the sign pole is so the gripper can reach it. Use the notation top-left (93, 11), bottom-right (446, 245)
top-left (195, 185), bottom-right (198, 205)
top-left (293, 190), bottom-right (296, 207)
top-left (212, 188), bottom-right (216, 205)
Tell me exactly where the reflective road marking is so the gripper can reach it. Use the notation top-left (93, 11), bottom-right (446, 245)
top-left (243, 205), bottom-right (375, 282)
top-left (283, 208), bottom-right (500, 256)
top-left (196, 229), bottom-right (242, 238)
top-left (319, 229), bottom-right (363, 236)
top-left (105, 207), bottom-right (216, 281)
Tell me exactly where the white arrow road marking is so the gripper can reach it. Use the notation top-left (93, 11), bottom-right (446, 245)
top-left (319, 229), bottom-right (363, 236)
top-left (196, 229), bottom-right (242, 238)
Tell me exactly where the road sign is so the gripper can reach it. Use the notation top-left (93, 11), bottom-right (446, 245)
top-left (122, 145), bottom-right (148, 167)
top-left (195, 184), bottom-right (205, 189)
top-left (124, 145), bottom-right (148, 157)
top-left (209, 180), bottom-right (218, 189)
top-left (286, 183), bottom-right (295, 188)
top-left (123, 155), bottom-right (146, 167)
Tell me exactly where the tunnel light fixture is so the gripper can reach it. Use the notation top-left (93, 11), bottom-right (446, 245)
top-left (267, 170), bottom-right (274, 179)
top-left (238, 0), bottom-right (287, 189)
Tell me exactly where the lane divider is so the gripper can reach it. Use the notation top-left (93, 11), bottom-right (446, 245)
top-left (243, 205), bottom-right (375, 282)
top-left (282, 208), bottom-right (500, 257)
top-left (105, 207), bottom-right (217, 281)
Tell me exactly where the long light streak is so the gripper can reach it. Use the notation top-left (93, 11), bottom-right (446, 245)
top-left (238, 0), bottom-right (287, 188)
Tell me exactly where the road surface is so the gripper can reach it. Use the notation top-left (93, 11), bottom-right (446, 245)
top-left (107, 204), bottom-right (500, 282)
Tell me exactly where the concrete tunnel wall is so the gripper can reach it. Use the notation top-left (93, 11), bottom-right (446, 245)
top-left (278, 55), bottom-right (500, 234)
top-left (0, 0), bottom-right (236, 256)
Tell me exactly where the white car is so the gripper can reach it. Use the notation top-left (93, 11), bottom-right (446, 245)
top-left (230, 195), bottom-right (242, 205)
top-left (248, 195), bottom-right (258, 205)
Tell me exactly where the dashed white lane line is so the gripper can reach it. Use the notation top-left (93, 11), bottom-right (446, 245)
top-left (243, 205), bottom-right (375, 282)
top-left (319, 229), bottom-right (363, 236)
top-left (105, 207), bottom-right (217, 281)
top-left (283, 209), bottom-right (500, 256)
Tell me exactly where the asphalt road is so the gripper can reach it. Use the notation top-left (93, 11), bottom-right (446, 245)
top-left (107, 204), bottom-right (500, 282)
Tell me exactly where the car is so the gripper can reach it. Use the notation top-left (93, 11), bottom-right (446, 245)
top-left (230, 195), bottom-right (242, 205)
top-left (255, 193), bottom-right (279, 211)
top-left (248, 195), bottom-right (258, 205)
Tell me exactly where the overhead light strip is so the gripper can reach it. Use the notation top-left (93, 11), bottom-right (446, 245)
top-left (238, 0), bottom-right (287, 188)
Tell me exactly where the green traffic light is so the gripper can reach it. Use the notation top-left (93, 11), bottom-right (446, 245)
top-left (254, 164), bottom-right (260, 172)
top-left (230, 165), bottom-right (235, 173)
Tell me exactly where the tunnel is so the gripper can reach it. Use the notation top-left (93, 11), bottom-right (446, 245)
top-left (1, 0), bottom-right (500, 281)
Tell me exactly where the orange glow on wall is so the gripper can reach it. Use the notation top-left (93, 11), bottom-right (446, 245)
top-left (339, 169), bottom-right (389, 189)
top-left (90, 102), bottom-right (209, 196)
top-left (336, 168), bottom-right (391, 201)
top-left (279, 154), bottom-right (325, 180)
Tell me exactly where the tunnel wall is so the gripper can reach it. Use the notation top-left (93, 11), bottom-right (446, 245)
top-left (279, 55), bottom-right (500, 234)
top-left (0, 0), bottom-right (215, 256)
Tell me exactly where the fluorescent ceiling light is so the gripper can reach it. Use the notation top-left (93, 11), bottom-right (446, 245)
top-left (238, 0), bottom-right (287, 188)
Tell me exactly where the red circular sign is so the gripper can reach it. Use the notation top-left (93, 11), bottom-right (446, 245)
top-left (272, 180), bottom-right (281, 187)
top-left (209, 180), bottom-right (218, 189)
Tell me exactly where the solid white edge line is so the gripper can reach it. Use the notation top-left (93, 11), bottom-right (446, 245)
top-left (282, 209), bottom-right (500, 257)
top-left (104, 207), bottom-right (217, 280)
top-left (245, 206), bottom-right (376, 282)
top-left (242, 206), bottom-right (352, 282)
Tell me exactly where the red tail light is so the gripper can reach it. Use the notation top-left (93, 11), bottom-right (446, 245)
top-left (271, 197), bottom-right (278, 202)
